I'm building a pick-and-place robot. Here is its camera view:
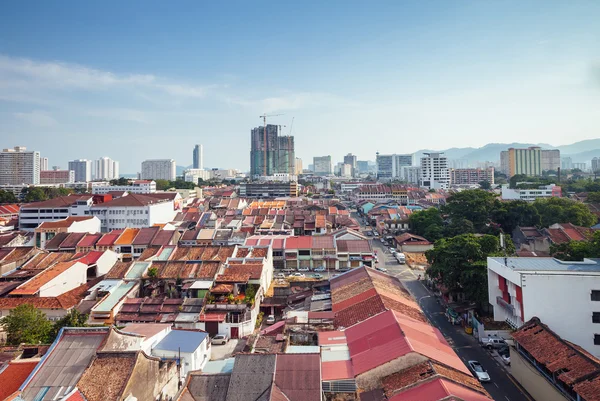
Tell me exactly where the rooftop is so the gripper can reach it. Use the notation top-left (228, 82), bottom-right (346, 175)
top-left (0, 361), bottom-right (38, 401)
top-left (77, 352), bottom-right (137, 401)
top-left (11, 260), bottom-right (82, 295)
top-left (489, 257), bottom-right (600, 273)
top-left (153, 329), bottom-right (208, 353)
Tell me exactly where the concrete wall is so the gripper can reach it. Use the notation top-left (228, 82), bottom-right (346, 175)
top-left (151, 339), bottom-right (210, 381)
top-left (122, 352), bottom-right (179, 401)
top-left (511, 350), bottom-right (568, 401)
top-left (148, 201), bottom-right (177, 226)
top-left (39, 261), bottom-right (87, 297)
top-left (95, 250), bottom-right (119, 275)
top-left (69, 217), bottom-right (101, 233)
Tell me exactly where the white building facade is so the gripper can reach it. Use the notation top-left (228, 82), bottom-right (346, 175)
top-left (92, 180), bottom-right (157, 195)
top-left (376, 153), bottom-right (413, 179)
top-left (141, 159), bottom-right (176, 181)
top-left (501, 184), bottom-right (562, 201)
top-left (420, 152), bottom-right (449, 189)
top-left (68, 159), bottom-right (92, 182)
top-left (94, 157), bottom-right (119, 180)
top-left (19, 196), bottom-right (94, 231)
top-left (313, 156), bottom-right (332, 176)
top-left (89, 195), bottom-right (176, 232)
top-left (487, 257), bottom-right (600, 357)
top-left (0, 146), bottom-right (41, 185)
top-left (183, 169), bottom-right (212, 183)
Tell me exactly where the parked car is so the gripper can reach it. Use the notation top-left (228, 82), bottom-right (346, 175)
top-left (337, 267), bottom-right (350, 272)
top-left (481, 336), bottom-right (507, 350)
top-left (312, 273), bottom-right (323, 279)
top-left (389, 248), bottom-right (397, 254)
top-left (498, 346), bottom-right (510, 365)
top-left (468, 360), bottom-right (490, 382)
top-left (211, 334), bottom-right (229, 345)
top-left (314, 267), bottom-right (327, 272)
top-left (375, 266), bottom-right (387, 272)
top-left (275, 273), bottom-right (286, 279)
top-left (290, 272), bottom-right (305, 278)
top-left (380, 238), bottom-right (386, 243)
top-left (366, 231), bottom-right (373, 236)
top-left (266, 315), bottom-right (276, 325)
top-left (395, 252), bottom-right (406, 264)
top-left (298, 267), bottom-right (310, 272)
top-left (332, 273), bottom-right (341, 278)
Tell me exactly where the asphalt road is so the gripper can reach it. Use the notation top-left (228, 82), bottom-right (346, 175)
top-left (366, 229), bottom-right (533, 401)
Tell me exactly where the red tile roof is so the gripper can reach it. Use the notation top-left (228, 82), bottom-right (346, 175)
top-left (0, 361), bottom-right (38, 400)
top-left (312, 235), bottom-right (334, 249)
top-left (513, 317), bottom-right (600, 394)
top-left (388, 378), bottom-right (491, 401)
top-left (336, 240), bottom-right (372, 253)
top-left (96, 232), bottom-right (120, 247)
top-left (0, 280), bottom-right (93, 310)
top-left (285, 236), bottom-right (313, 249)
top-left (37, 216), bottom-right (95, 229)
top-left (59, 232), bottom-right (87, 249)
top-left (322, 360), bottom-right (354, 381)
top-left (92, 193), bottom-right (171, 207)
top-left (21, 195), bottom-right (91, 209)
top-left (132, 226), bottom-right (160, 245)
top-left (11, 260), bottom-right (82, 295)
top-left (273, 354), bottom-right (321, 401)
top-left (77, 233), bottom-right (102, 248)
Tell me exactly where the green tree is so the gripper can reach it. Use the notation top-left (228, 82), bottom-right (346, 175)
top-left (0, 189), bottom-right (17, 203)
top-left (532, 197), bottom-right (597, 227)
top-left (1, 304), bottom-right (53, 345)
top-left (49, 309), bottom-right (88, 340)
top-left (409, 208), bottom-right (444, 241)
top-left (22, 187), bottom-right (48, 202)
top-left (550, 231), bottom-right (600, 261)
top-left (586, 192), bottom-right (600, 203)
top-left (426, 234), bottom-right (504, 305)
top-left (478, 180), bottom-right (492, 190)
top-left (492, 200), bottom-right (541, 233)
top-left (443, 217), bottom-right (474, 237)
top-left (154, 179), bottom-right (170, 191)
top-left (442, 190), bottom-right (498, 232)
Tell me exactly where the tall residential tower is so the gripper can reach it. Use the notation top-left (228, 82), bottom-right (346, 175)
top-left (0, 146), bottom-right (41, 185)
top-left (193, 144), bottom-right (203, 170)
top-left (250, 124), bottom-right (295, 178)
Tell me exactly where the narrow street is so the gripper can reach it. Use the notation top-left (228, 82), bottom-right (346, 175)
top-left (362, 221), bottom-right (533, 401)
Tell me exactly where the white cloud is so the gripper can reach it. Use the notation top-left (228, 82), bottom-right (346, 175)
top-left (13, 110), bottom-right (57, 127)
top-left (85, 108), bottom-right (151, 124)
top-left (0, 54), bottom-right (208, 97)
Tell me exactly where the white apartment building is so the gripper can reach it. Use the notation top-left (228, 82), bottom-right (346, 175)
top-left (68, 159), bottom-right (92, 182)
top-left (420, 152), bottom-right (449, 189)
top-left (295, 157), bottom-right (303, 175)
top-left (209, 169), bottom-right (239, 180)
top-left (89, 193), bottom-right (177, 232)
top-left (376, 153), bottom-right (413, 179)
top-left (141, 159), bottom-right (176, 181)
top-left (19, 196), bottom-right (94, 231)
top-left (0, 146), bottom-right (41, 185)
top-left (313, 156), bottom-right (332, 176)
top-left (41, 157), bottom-right (48, 171)
top-left (183, 169), bottom-right (212, 183)
top-left (94, 157), bottom-right (119, 180)
top-left (92, 180), bottom-right (157, 195)
top-left (340, 182), bottom-right (378, 193)
top-left (487, 256), bottom-right (600, 357)
top-left (501, 184), bottom-right (562, 201)
top-left (400, 166), bottom-right (421, 184)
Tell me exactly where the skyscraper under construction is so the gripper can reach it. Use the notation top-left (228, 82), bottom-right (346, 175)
top-left (250, 124), bottom-right (295, 178)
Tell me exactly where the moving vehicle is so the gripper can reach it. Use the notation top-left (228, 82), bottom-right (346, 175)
top-left (337, 267), bottom-right (350, 272)
top-left (298, 267), bottom-right (310, 272)
top-left (481, 336), bottom-right (507, 350)
top-left (375, 266), bottom-right (387, 272)
top-left (211, 334), bottom-right (229, 345)
top-left (498, 346), bottom-right (510, 365)
top-left (380, 238), bottom-right (386, 243)
top-left (289, 272), bottom-right (305, 278)
top-left (312, 273), bottom-right (323, 279)
top-left (389, 248), bottom-right (397, 254)
top-left (314, 267), bottom-right (326, 272)
top-left (275, 273), bottom-right (286, 279)
top-left (266, 315), bottom-right (276, 325)
top-left (468, 360), bottom-right (490, 382)
top-left (395, 252), bottom-right (406, 264)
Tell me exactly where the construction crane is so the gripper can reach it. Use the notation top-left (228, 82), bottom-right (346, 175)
top-left (259, 113), bottom-right (284, 176)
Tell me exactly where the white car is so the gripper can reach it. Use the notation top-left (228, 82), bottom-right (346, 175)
top-left (275, 273), bottom-right (286, 279)
top-left (298, 267), bottom-right (310, 272)
top-left (375, 266), bottom-right (387, 272)
top-left (389, 248), bottom-right (397, 254)
top-left (211, 334), bottom-right (229, 345)
top-left (468, 360), bottom-right (490, 382)
top-left (266, 315), bottom-right (276, 325)
top-left (289, 272), bottom-right (305, 278)
top-left (314, 267), bottom-right (326, 272)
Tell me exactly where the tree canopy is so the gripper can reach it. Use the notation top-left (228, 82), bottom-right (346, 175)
top-left (1, 304), bottom-right (53, 345)
top-left (425, 234), bottom-right (511, 305)
top-left (532, 197), bottom-right (597, 227)
top-left (21, 186), bottom-right (73, 202)
top-left (0, 189), bottom-right (17, 203)
top-left (550, 231), bottom-right (600, 261)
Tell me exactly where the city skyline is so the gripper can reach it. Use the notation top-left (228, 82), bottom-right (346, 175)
top-left (1, 1), bottom-right (599, 172)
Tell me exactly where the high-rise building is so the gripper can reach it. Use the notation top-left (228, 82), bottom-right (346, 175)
top-left (68, 159), bottom-right (92, 182)
top-left (250, 124), bottom-right (295, 177)
top-left (357, 160), bottom-right (370, 174)
top-left (449, 168), bottom-right (495, 185)
top-left (561, 157), bottom-right (573, 170)
top-left (420, 152), bottom-right (449, 189)
top-left (193, 144), bottom-right (203, 170)
top-left (295, 158), bottom-right (303, 175)
top-left (376, 153), bottom-right (413, 179)
top-left (400, 166), bottom-right (421, 184)
top-left (94, 157), bottom-right (119, 180)
top-left (41, 157), bottom-right (48, 171)
top-left (0, 146), bottom-right (41, 185)
top-left (313, 156), bottom-right (332, 176)
top-left (500, 147), bottom-right (560, 177)
top-left (141, 159), bottom-right (176, 181)
top-left (343, 153), bottom-right (358, 177)
top-left (592, 158), bottom-right (600, 173)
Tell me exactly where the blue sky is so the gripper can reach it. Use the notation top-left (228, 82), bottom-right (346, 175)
top-left (1, 1), bottom-right (599, 173)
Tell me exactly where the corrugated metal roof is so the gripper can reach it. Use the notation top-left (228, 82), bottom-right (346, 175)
top-left (490, 257), bottom-right (600, 272)
top-left (154, 330), bottom-right (208, 353)
top-left (93, 281), bottom-right (137, 313)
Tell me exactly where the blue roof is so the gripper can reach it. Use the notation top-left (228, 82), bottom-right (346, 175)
top-left (489, 257), bottom-right (600, 272)
top-left (153, 330), bottom-right (208, 353)
top-left (202, 358), bottom-right (235, 373)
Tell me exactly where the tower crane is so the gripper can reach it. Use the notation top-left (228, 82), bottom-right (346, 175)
top-left (259, 113), bottom-right (284, 176)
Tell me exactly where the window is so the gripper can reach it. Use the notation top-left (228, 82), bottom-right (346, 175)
top-left (595, 334), bottom-right (600, 345)
top-left (592, 290), bottom-right (600, 301)
top-left (594, 313), bottom-right (600, 324)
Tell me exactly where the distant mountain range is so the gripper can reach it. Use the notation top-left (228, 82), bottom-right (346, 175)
top-left (414, 139), bottom-right (600, 165)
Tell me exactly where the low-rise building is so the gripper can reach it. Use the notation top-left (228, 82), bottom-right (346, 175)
top-left (239, 181), bottom-right (298, 198)
top-left (33, 216), bottom-right (101, 249)
top-left (501, 184), bottom-right (562, 201)
top-left (92, 180), bottom-right (157, 194)
top-left (487, 256), bottom-right (600, 357)
top-left (40, 169), bottom-right (75, 184)
top-left (151, 329), bottom-right (211, 381)
top-left (18, 195), bottom-right (95, 231)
